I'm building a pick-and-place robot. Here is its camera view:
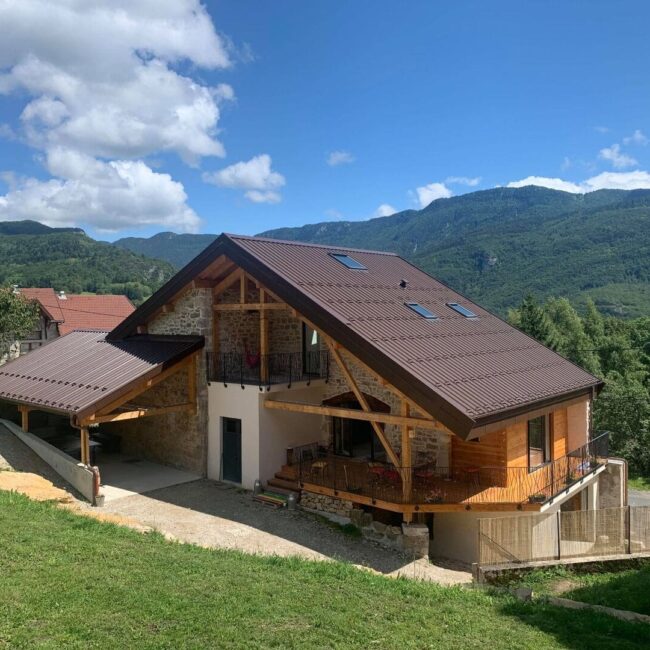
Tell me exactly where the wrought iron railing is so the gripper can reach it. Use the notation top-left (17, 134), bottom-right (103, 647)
top-left (294, 432), bottom-right (609, 506)
top-left (206, 350), bottom-right (329, 387)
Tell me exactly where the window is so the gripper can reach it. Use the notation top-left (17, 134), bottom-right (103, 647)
top-left (330, 253), bottom-right (367, 270)
top-left (302, 323), bottom-right (321, 375)
top-left (447, 302), bottom-right (477, 318)
top-left (405, 302), bottom-right (438, 319)
top-left (528, 415), bottom-right (550, 470)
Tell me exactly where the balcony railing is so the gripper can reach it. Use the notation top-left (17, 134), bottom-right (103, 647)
top-left (294, 432), bottom-right (609, 507)
top-left (206, 350), bottom-right (329, 388)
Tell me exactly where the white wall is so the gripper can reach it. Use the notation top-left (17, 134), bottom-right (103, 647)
top-left (207, 384), bottom-right (261, 488)
top-left (258, 384), bottom-right (328, 484)
top-left (207, 380), bottom-right (328, 489)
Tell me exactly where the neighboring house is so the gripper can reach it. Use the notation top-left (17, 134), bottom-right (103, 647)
top-left (0, 235), bottom-right (624, 562)
top-left (13, 288), bottom-right (135, 354)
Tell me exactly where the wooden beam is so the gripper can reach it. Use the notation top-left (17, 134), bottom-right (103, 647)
top-left (85, 354), bottom-right (196, 421)
top-left (213, 302), bottom-right (288, 311)
top-left (212, 268), bottom-right (243, 298)
top-left (326, 339), bottom-right (402, 470)
top-left (18, 405), bottom-right (30, 432)
top-left (240, 273), bottom-right (246, 304)
top-left (264, 399), bottom-right (442, 430)
top-left (401, 400), bottom-right (412, 502)
top-left (161, 304), bottom-right (174, 314)
top-left (80, 427), bottom-right (90, 465)
top-left (260, 289), bottom-right (269, 384)
top-left (88, 403), bottom-right (195, 424)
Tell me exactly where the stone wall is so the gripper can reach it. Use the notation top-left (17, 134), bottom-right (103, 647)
top-left (598, 459), bottom-right (627, 509)
top-left (322, 349), bottom-right (447, 465)
top-left (300, 491), bottom-right (429, 557)
top-left (104, 287), bottom-right (212, 474)
top-left (0, 341), bottom-right (19, 367)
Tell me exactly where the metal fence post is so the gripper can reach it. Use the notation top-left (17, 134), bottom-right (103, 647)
top-left (627, 504), bottom-right (632, 554)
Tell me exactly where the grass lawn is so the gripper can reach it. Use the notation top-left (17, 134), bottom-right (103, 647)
top-left (1, 492), bottom-right (649, 649)
top-left (629, 475), bottom-right (650, 491)
top-left (511, 565), bottom-right (650, 616)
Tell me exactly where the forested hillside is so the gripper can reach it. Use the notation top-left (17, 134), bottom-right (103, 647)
top-left (262, 186), bottom-right (650, 318)
top-left (114, 232), bottom-right (218, 269)
top-left (0, 222), bottom-right (175, 303)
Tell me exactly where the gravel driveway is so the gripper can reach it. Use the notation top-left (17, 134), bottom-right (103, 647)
top-left (97, 479), bottom-right (472, 585)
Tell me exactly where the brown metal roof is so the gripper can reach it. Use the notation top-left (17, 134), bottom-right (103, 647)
top-left (0, 330), bottom-right (203, 419)
top-left (110, 233), bottom-right (602, 437)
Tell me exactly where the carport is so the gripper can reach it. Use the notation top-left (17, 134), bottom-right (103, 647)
top-left (0, 330), bottom-right (204, 503)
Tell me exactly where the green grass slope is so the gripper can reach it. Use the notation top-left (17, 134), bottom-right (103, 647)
top-left (0, 223), bottom-right (175, 303)
top-left (0, 491), bottom-right (647, 649)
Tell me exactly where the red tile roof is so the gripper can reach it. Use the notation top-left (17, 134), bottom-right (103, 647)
top-left (17, 289), bottom-right (134, 335)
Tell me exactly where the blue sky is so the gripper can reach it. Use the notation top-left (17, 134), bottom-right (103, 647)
top-left (1, 1), bottom-right (649, 241)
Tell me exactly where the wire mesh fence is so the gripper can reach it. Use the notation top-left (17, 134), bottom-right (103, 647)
top-left (478, 505), bottom-right (650, 566)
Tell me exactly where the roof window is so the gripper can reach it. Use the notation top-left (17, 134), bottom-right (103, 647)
top-left (330, 253), bottom-right (367, 270)
top-left (405, 302), bottom-right (438, 319)
top-left (447, 302), bottom-right (477, 318)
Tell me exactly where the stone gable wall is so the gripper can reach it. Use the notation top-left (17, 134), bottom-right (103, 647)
top-left (104, 287), bottom-right (212, 474)
top-left (322, 349), bottom-right (446, 465)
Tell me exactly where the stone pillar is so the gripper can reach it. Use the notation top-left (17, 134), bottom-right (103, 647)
top-left (401, 523), bottom-right (430, 558)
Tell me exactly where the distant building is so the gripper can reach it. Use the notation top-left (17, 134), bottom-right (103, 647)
top-left (12, 287), bottom-right (135, 354)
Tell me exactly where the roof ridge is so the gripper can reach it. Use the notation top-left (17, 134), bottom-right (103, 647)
top-left (226, 233), bottom-right (397, 256)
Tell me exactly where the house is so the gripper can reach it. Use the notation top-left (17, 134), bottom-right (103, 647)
top-left (0, 234), bottom-right (623, 562)
top-left (12, 288), bottom-right (135, 354)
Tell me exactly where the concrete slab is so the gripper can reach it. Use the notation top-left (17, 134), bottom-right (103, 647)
top-left (98, 454), bottom-right (200, 502)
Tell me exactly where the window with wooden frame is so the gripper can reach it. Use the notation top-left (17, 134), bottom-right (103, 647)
top-left (527, 415), bottom-right (550, 470)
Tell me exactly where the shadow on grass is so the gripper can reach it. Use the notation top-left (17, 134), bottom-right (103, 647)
top-left (498, 596), bottom-right (650, 649)
top-left (564, 565), bottom-right (650, 616)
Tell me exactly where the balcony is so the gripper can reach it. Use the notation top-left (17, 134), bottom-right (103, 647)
top-left (206, 350), bottom-right (329, 387)
top-left (290, 433), bottom-right (609, 512)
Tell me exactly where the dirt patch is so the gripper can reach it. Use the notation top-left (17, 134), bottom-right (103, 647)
top-left (0, 470), bottom-right (74, 503)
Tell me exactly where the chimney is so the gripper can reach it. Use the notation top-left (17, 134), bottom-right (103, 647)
top-left (58, 290), bottom-right (67, 300)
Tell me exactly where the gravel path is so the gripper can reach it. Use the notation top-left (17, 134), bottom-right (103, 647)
top-left (98, 479), bottom-right (472, 585)
top-left (629, 490), bottom-right (650, 507)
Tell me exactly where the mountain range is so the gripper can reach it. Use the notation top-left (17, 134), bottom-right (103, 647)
top-left (114, 186), bottom-right (650, 318)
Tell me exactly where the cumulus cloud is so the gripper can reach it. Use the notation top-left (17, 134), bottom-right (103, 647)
top-left (202, 154), bottom-right (285, 203)
top-left (373, 203), bottom-right (397, 218)
top-left (0, 148), bottom-right (200, 232)
top-left (0, 1), bottom-right (236, 231)
top-left (327, 150), bottom-right (355, 166)
top-left (445, 176), bottom-right (481, 187)
top-left (599, 143), bottom-right (637, 169)
top-left (415, 182), bottom-right (453, 208)
top-left (507, 170), bottom-right (650, 194)
top-left (623, 129), bottom-right (648, 146)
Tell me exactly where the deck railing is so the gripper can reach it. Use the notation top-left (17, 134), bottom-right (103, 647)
top-left (295, 432), bottom-right (609, 506)
top-left (206, 350), bottom-right (329, 387)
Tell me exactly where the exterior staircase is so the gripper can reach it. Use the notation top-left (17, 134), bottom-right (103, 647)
top-left (253, 464), bottom-right (301, 508)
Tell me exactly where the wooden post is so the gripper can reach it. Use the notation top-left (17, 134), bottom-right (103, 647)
top-left (240, 273), bottom-right (246, 304)
top-left (19, 405), bottom-right (29, 432)
top-left (401, 400), bottom-right (412, 503)
top-left (260, 289), bottom-right (268, 384)
top-left (80, 427), bottom-right (90, 465)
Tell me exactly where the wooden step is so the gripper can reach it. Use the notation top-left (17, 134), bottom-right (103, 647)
top-left (279, 465), bottom-right (299, 480)
top-left (268, 477), bottom-right (300, 494)
top-left (253, 491), bottom-right (287, 509)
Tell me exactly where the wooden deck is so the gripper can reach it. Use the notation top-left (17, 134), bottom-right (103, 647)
top-left (292, 451), bottom-right (606, 513)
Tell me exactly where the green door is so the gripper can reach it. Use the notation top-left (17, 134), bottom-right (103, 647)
top-left (222, 418), bottom-right (242, 483)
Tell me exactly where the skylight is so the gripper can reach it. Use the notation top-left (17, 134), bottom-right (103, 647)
top-left (447, 302), bottom-right (477, 318)
top-left (330, 253), bottom-right (367, 270)
top-left (405, 302), bottom-right (438, 319)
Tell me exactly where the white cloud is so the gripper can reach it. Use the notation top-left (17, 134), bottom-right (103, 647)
top-left (623, 129), bottom-right (648, 146)
top-left (0, 148), bottom-right (200, 232)
top-left (445, 176), bottom-right (481, 187)
top-left (202, 154), bottom-right (286, 203)
top-left (327, 150), bottom-right (355, 166)
top-left (595, 126), bottom-right (610, 134)
top-left (507, 176), bottom-right (583, 193)
top-left (507, 170), bottom-right (650, 193)
top-left (599, 143), bottom-right (637, 169)
top-left (415, 182), bottom-right (453, 208)
top-left (373, 203), bottom-right (397, 218)
top-left (0, 1), bottom-right (240, 232)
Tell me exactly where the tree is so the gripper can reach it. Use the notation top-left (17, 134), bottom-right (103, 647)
top-left (0, 287), bottom-right (40, 361)
top-left (509, 294), bottom-right (561, 350)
